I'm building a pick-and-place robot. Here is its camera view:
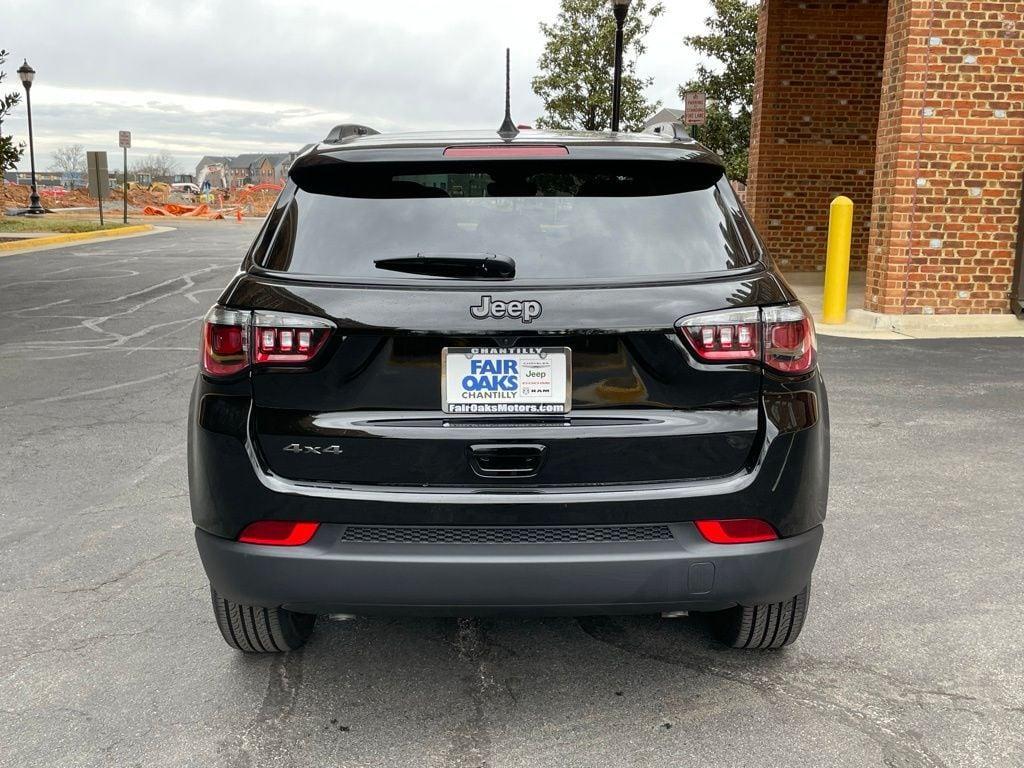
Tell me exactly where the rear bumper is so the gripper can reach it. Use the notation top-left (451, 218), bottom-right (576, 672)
top-left (189, 382), bottom-right (830, 540)
top-left (196, 523), bottom-right (822, 615)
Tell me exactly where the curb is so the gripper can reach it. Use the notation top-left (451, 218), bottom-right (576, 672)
top-left (815, 307), bottom-right (1024, 339)
top-left (847, 307), bottom-right (1023, 333)
top-left (0, 224), bottom-right (155, 252)
top-left (785, 271), bottom-right (1024, 340)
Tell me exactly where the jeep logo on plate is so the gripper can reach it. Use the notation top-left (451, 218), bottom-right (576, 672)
top-left (469, 295), bottom-right (543, 324)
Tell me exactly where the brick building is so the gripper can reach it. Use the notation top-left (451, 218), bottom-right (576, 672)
top-left (746, 0), bottom-right (1024, 316)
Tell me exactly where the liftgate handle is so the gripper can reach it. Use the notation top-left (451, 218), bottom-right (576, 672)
top-left (468, 444), bottom-right (547, 478)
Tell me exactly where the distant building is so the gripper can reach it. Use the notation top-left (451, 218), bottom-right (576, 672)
top-left (643, 108), bottom-right (684, 130)
top-left (4, 170), bottom-right (64, 186)
top-left (227, 154), bottom-right (266, 189)
top-left (253, 157), bottom-right (277, 185)
top-left (263, 153), bottom-right (290, 183)
top-left (191, 144), bottom-right (316, 191)
top-left (61, 171), bottom-right (87, 188)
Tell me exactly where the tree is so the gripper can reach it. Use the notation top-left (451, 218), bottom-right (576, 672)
top-left (532, 0), bottom-right (664, 133)
top-left (0, 49), bottom-right (26, 187)
top-left (53, 143), bottom-right (86, 175)
top-left (131, 149), bottom-right (179, 179)
top-left (680, 0), bottom-right (758, 181)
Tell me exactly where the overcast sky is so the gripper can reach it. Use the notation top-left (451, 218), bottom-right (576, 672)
top-left (3, 0), bottom-right (714, 174)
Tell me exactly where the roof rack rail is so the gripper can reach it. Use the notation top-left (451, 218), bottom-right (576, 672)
top-left (645, 122), bottom-right (693, 142)
top-left (323, 124), bottom-right (381, 143)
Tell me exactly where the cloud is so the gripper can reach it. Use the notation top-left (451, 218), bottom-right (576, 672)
top-left (2, 0), bottom-right (712, 173)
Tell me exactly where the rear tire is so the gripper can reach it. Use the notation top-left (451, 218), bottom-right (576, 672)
top-left (709, 585), bottom-right (809, 649)
top-left (210, 587), bottom-right (316, 653)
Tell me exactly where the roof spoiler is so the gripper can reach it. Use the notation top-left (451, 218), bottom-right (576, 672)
top-left (645, 122), bottom-right (694, 142)
top-left (323, 124), bottom-right (381, 144)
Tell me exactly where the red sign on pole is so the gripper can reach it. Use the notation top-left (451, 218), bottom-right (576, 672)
top-left (684, 92), bottom-right (707, 126)
top-left (119, 130), bottom-right (131, 149)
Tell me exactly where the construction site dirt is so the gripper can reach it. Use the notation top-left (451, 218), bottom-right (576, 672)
top-left (1, 181), bottom-right (282, 218)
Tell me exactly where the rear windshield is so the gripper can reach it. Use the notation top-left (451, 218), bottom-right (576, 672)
top-left (261, 160), bottom-right (759, 282)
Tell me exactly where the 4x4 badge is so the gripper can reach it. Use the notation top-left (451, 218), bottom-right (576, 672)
top-left (283, 443), bottom-right (342, 455)
top-left (469, 295), bottom-right (542, 324)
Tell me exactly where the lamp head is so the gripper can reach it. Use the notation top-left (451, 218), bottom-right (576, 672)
top-left (611, 0), bottom-right (631, 22)
top-left (17, 60), bottom-right (35, 89)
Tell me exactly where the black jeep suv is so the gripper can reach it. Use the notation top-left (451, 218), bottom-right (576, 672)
top-left (188, 124), bottom-right (828, 653)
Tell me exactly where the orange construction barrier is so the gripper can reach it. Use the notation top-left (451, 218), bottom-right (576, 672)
top-left (141, 204), bottom-right (226, 220)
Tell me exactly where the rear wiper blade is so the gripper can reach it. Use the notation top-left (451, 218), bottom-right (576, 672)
top-left (373, 252), bottom-right (515, 280)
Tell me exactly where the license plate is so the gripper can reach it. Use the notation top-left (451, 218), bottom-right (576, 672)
top-left (442, 347), bottom-right (571, 414)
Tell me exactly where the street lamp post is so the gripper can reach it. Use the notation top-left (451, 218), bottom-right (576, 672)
top-left (610, 0), bottom-right (631, 132)
top-left (17, 59), bottom-right (44, 215)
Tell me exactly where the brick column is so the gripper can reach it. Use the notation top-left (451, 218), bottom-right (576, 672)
top-left (747, 0), bottom-right (888, 272)
top-left (866, 0), bottom-right (1024, 314)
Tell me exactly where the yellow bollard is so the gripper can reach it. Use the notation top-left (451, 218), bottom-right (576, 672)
top-left (822, 195), bottom-right (854, 324)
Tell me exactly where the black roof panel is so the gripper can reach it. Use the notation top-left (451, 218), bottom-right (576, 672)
top-left (290, 128), bottom-right (723, 171)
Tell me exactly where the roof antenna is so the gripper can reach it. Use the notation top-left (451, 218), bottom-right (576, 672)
top-left (497, 48), bottom-right (519, 140)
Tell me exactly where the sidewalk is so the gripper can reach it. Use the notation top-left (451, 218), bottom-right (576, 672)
top-left (784, 271), bottom-right (1024, 339)
top-left (0, 224), bottom-right (163, 257)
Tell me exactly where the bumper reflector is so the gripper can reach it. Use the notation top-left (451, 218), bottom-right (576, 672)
top-left (238, 520), bottom-right (320, 546)
top-left (695, 519), bottom-right (778, 544)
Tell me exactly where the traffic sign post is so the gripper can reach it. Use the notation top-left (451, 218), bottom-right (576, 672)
top-left (684, 91), bottom-right (707, 141)
top-left (87, 151), bottom-right (109, 226)
top-left (119, 131), bottom-right (131, 224)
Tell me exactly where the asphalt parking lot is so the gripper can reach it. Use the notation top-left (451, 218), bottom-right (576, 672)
top-left (1, 222), bottom-right (1022, 768)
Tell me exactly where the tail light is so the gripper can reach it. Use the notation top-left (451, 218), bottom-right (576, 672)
top-left (695, 519), bottom-right (778, 544)
top-left (238, 520), bottom-right (320, 546)
top-left (676, 302), bottom-right (816, 375)
top-left (762, 305), bottom-right (816, 374)
top-left (676, 308), bottom-right (760, 361)
top-left (202, 307), bottom-right (249, 377)
top-left (252, 311), bottom-right (333, 365)
top-left (200, 306), bottom-right (335, 378)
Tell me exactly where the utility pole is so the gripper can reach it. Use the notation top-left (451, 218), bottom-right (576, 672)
top-left (119, 131), bottom-right (131, 224)
top-left (610, 0), bottom-right (631, 132)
